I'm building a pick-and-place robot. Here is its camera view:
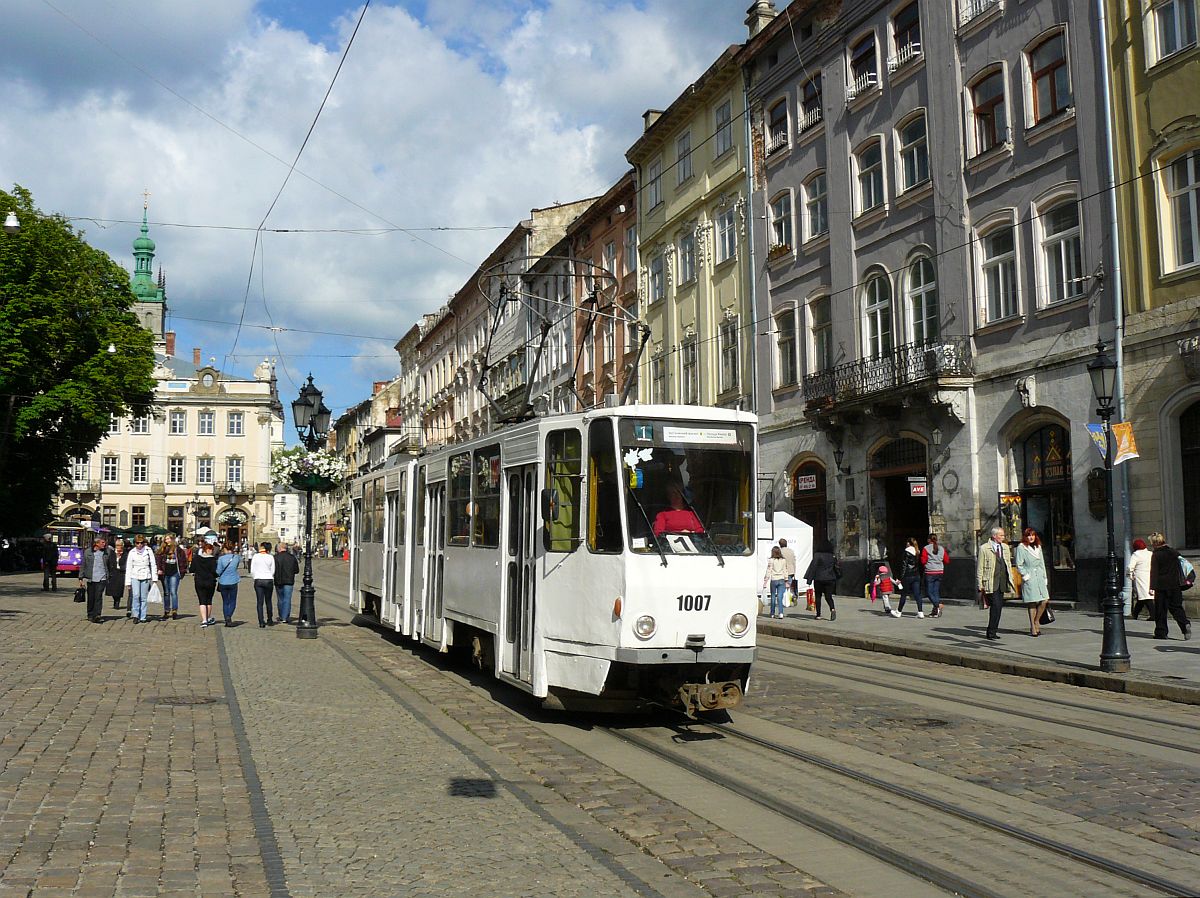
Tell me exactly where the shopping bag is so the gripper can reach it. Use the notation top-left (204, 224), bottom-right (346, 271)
top-left (73, 586), bottom-right (86, 603)
top-left (805, 587), bottom-right (815, 611)
top-left (147, 581), bottom-right (164, 605)
top-left (783, 587), bottom-right (796, 608)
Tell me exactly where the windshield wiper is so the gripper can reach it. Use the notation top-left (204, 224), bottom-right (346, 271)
top-left (679, 492), bottom-right (724, 567)
top-left (625, 484), bottom-right (668, 567)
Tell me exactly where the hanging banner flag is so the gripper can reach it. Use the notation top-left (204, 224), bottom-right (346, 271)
top-left (1112, 422), bottom-right (1140, 465)
top-left (1084, 423), bottom-right (1107, 459)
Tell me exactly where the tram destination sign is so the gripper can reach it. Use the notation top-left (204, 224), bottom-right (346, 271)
top-left (661, 426), bottom-right (738, 445)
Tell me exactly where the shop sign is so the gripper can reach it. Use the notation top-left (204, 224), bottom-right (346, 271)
top-left (795, 474), bottom-right (818, 492)
top-left (910, 481), bottom-right (927, 497)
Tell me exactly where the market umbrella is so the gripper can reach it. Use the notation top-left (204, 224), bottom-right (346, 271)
top-left (140, 524), bottom-right (170, 536)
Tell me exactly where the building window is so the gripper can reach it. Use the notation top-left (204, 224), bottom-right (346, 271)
top-left (769, 192), bottom-right (793, 250)
top-left (649, 254), bottom-right (665, 302)
top-left (810, 296), bottom-right (833, 372)
top-left (227, 457), bottom-right (242, 485)
top-left (103, 505), bottom-right (117, 526)
top-left (776, 311), bottom-right (798, 387)
top-left (681, 340), bottom-right (699, 404)
top-left (101, 456), bottom-right (118, 483)
top-left (169, 410), bottom-right (186, 435)
top-left (678, 231), bottom-right (696, 283)
top-left (849, 33), bottom-right (878, 99)
top-left (624, 300), bottom-right (640, 353)
top-left (898, 113), bottom-right (929, 191)
top-left (1165, 149), bottom-right (1200, 270)
top-left (130, 415), bottom-right (149, 434)
top-left (676, 131), bottom-right (693, 183)
top-left (906, 257), bottom-right (939, 344)
top-left (767, 100), bottom-right (788, 154)
top-left (799, 74), bottom-right (823, 130)
top-left (891, 3), bottom-right (922, 70)
top-left (131, 506), bottom-right (146, 528)
top-left (980, 223), bottom-right (1019, 321)
top-left (715, 208), bottom-right (737, 263)
top-left (624, 225), bottom-right (637, 274)
top-left (651, 355), bottom-right (667, 403)
top-left (71, 457), bottom-right (88, 482)
top-left (227, 412), bottom-right (244, 436)
top-left (720, 318), bottom-right (739, 394)
top-left (1150, 0), bottom-right (1198, 62)
top-left (856, 140), bottom-right (885, 214)
top-left (603, 240), bottom-right (616, 275)
top-left (602, 319), bottom-right (614, 363)
top-left (646, 158), bottom-right (663, 209)
top-left (971, 70), bottom-right (1008, 155)
top-left (198, 411), bottom-right (214, 435)
top-left (131, 456), bottom-right (149, 484)
top-left (863, 273), bottom-right (893, 359)
top-left (1040, 201), bottom-right (1083, 303)
top-left (168, 457), bottom-right (186, 485)
top-left (804, 172), bottom-right (828, 239)
top-left (1029, 32), bottom-right (1071, 123)
top-left (108, 414), bottom-right (120, 434)
top-left (714, 100), bottom-right (733, 157)
top-left (198, 457), bottom-right (214, 485)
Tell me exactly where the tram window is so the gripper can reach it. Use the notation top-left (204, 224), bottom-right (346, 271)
top-left (588, 420), bottom-right (622, 553)
top-left (545, 429), bottom-right (582, 552)
top-left (395, 473), bottom-right (407, 546)
top-left (372, 478), bottom-right (385, 544)
top-left (474, 445), bottom-right (501, 548)
top-left (447, 452), bottom-right (472, 546)
top-left (363, 481), bottom-right (376, 543)
top-left (415, 467), bottom-right (426, 546)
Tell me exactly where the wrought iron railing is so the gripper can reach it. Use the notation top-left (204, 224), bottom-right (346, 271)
top-left (798, 106), bottom-right (823, 132)
top-left (766, 128), bottom-right (789, 154)
top-left (887, 41), bottom-right (922, 73)
top-left (846, 71), bottom-right (878, 103)
top-left (959, 0), bottom-right (1002, 26)
top-left (803, 337), bottom-right (973, 406)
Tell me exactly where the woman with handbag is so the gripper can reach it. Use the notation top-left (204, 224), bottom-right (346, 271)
top-left (762, 546), bottom-right (789, 620)
top-left (108, 537), bottom-right (128, 611)
top-left (1014, 528), bottom-right (1050, 637)
top-left (1148, 531), bottom-right (1192, 640)
top-left (125, 534), bottom-right (157, 624)
top-left (191, 540), bottom-right (218, 628)
top-left (1128, 538), bottom-right (1153, 620)
top-left (896, 537), bottom-right (926, 618)
top-left (155, 534), bottom-right (189, 622)
top-left (803, 539), bottom-right (840, 621)
top-left (216, 541), bottom-right (242, 627)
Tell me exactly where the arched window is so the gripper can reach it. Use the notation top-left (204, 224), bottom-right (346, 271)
top-left (1027, 31), bottom-right (1072, 124)
top-left (1039, 199), bottom-right (1083, 304)
top-left (800, 74), bottom-right (823, 130)
top-left (978, 219), bottom-right (1018, 322)
top-left (897, 113), bottom-right (928, 191)
top-left (850, 33), bottom-right (878, 97)
top-left (970, 69), bottom-right (1008, 155)
top-left (1182, 402), bottom-right (1200, 546)
top-left (856, 140), bottom-right (884, 213)
top-left (1163, 148), bottom-right (1200, 272)
top-left (906, 257), bottom-right (939, 344)
top-left (804, 171), bottom-right (828, 239)
top-left (863, 272), bottom-right (893, 358)
top-left (776, 310), bottom-right (798, 386)
top-left (768, 100), bottom-right (789, 154)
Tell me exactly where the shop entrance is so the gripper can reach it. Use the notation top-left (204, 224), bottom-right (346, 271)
top-left (870, 438), bottom-right (929, 568)
top-left (1016, 423), bottom-right (1076, 600)
top-left (791, 461), bottom-right (828, 546)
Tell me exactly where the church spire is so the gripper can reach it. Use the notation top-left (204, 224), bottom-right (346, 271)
top-left (129, 191), bottom-right (165, 338)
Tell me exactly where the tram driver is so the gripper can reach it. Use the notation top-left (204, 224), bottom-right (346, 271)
top-left (652, 483), bottom-right (705, 537)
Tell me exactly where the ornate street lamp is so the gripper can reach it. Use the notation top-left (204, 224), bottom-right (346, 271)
top-left (3, 211), bottom-right (19, 235)
top-left (291, 374), bottom-right (332, 639)
top-left (1088, 340), bottom-right (1130, 673)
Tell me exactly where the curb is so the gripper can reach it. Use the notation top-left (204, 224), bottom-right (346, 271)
top-left (757, 620), bottom-right (1200, 706)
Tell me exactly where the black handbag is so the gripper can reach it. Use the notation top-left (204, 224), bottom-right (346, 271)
top-left (1039, 606), bottom-right (1056, 625)
top-left (73, 586), bottom-right (86, 603)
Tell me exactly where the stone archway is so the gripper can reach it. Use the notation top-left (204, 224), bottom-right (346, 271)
top-left (789, 458), bottom-right (828, 546)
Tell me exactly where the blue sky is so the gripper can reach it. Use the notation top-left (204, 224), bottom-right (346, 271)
top-left (1, 0), bottom-right (742, 428)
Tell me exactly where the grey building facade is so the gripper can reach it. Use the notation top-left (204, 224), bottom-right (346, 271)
top-left (744, 0), bottom-right (1117, 602)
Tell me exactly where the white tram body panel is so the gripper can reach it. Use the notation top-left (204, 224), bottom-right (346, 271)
top-left (349, 405), bottom-right (759, 713)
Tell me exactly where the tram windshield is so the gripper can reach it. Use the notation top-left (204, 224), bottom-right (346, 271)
top-left (618, 419), bottom-right (754, 559)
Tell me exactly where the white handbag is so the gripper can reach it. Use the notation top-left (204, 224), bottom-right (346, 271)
top-left (147, 581), bottom-right (164, 605)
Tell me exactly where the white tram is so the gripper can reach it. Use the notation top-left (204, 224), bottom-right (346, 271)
top-left (348, 405), bottom-right (758, 713)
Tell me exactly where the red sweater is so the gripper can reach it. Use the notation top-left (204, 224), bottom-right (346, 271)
top-left (652, 508), bottom-right (704, 536)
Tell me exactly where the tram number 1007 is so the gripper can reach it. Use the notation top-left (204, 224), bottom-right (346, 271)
top-left (676, 594), bottom-right (712, 611)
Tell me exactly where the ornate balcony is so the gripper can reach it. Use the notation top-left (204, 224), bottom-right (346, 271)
top-left (846, 71), bottom-right (878, 103)
top-left (1180, 335), bottom-right (1200, 381)
top-left (797, 106), bottom-right (823, 133)
top-left (959, 0), bottom-right (1002, 27)
top-left (887, 41), bottom-right (922, 74)
top-left (803, 338), bottom-right (973, 415)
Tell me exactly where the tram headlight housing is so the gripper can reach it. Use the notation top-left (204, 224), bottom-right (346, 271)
top-left (728, 613), bottom-right (749, 637)
top-left (634, 614), bottom-right (657, 639)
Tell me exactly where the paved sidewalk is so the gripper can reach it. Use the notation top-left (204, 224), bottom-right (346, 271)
top-left (760, 593), bottom-right (1200, 702)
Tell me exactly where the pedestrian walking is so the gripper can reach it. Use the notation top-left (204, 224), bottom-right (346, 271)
top-left (274, 543), bottom-right (299, 624)
top-left (778, 537), bottom-right (799, 604)
top-left (250, 542), bottom-right (276, 628)
top-left (897, 537), bottom-right (926, 618)
top-left (125, 534), bottom-right (156, 623)
top-left (1148, 531), bottom-right (1192, 640)
top-left (156, 534), bottom-right (188, 622)
top-left (191, 541), bottom-right (218, 628)
top-left (762, 546), bottom-right (789, 619)
top-left (872, 563), bottom-right (899, 616)
top-left (977, 527), bottom-right (1015, 640)
top-left (802, 539), bottom-right (840, 620)
top-left (79, 536), bottom-right (115, 623)
top-left (1128, 538), bottom-right (1153, 620)
top-left (216, 541), bottom-right (242, 627)
top-left (1014, 528), bottom-right (1051, 637)
top-left (40, 533), bottom-right (58, 592)
top-left (108, 537), bottom-right (128, 610)
top-left (920, 534), bottom-right (948, 617)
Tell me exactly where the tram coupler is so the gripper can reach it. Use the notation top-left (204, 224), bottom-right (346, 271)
top-left (677, 681), bottom-right (743, 716)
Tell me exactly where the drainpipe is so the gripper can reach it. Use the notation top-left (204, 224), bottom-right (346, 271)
top-left (742, 77), bottom-right (759, 415)
top-left (1096, 0), bottom-right (1133, 608)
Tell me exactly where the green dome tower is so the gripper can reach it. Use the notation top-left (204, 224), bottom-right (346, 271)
top-left (130, 197), bottom-right (165, 338)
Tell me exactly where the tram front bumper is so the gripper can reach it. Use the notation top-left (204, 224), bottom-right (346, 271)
top-left (613, 646), bottom-right (756, 665)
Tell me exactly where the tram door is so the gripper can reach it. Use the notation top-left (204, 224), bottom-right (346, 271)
top-left (502, 465), bottom-right (537, 683)
top-left (409, 466), bottom-right (426, 637)
top-left (421, 482), bottom-right (446, 647)
top-left (383, 490), bottom-right (400, 625)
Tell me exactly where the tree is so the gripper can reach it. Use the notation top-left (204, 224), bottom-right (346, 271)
top-left (0, 186), bottom-right (156, 533)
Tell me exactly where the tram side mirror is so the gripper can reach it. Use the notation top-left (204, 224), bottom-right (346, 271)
top-left (764, 490), bottom-right (775, 523)
top-left (541, 487), bottom-right (559, 523)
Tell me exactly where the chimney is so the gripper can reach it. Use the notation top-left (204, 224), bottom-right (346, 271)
top-left (745, 0), bottom-right (777, 37)
top-left (193, 347), bottom-right (202, 366)
top-left (164, 331), bottom-right (176, 357)
top-left (642, 109), bottom-right (664, 132)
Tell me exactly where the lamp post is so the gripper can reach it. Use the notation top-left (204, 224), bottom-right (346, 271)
top-left (292, 374), bottom-right (332, 640)
top-left (1088, 341), bottom-right (1131, 673)
top-left (3, 211), bottom-right (19, 235)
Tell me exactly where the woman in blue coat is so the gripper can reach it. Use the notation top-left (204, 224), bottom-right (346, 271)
top-left (215, 541), bottom-right (242, 626)
top-left (1014, 527), bottom-right (1051, 636)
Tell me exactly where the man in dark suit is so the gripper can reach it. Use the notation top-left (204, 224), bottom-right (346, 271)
top-left (40, 534), bottom-right (58, 591)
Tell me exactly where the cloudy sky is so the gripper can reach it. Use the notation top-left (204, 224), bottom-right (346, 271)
top-left (1, 0), bottom-right (745, 424)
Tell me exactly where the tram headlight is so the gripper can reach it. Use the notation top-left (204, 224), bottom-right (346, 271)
top-left (634, 614), bottom-right (657, 639)
top-left (728, 613), bottom-right (749, 637)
